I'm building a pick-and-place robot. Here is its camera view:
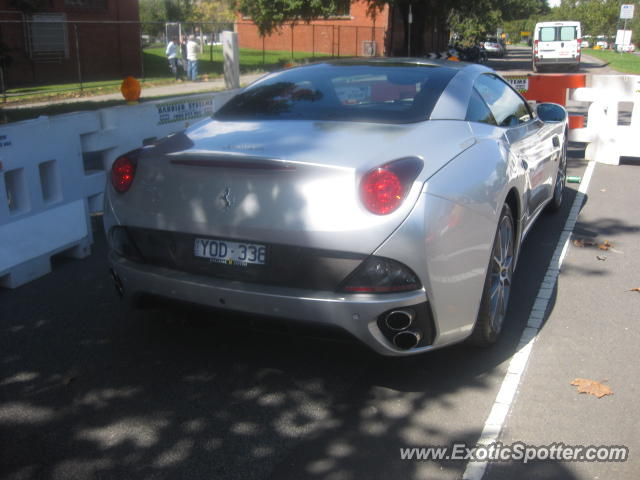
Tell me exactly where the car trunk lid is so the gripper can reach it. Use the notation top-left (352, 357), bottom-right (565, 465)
top-left (112, 119), bottom-right (474, 255)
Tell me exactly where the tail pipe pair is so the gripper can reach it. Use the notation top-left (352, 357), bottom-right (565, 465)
top-left (384, 309), bottom-right (422, 350)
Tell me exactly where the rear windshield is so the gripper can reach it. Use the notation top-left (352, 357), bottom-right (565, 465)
top-left (539, 26), bottom-right (578, 42)
top-left (214, 63), bottom-right (458, 124)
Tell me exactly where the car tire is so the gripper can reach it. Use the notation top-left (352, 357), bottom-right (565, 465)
top-left (546, 132), bottom-right (567, 213)
top-left (469, 204), bottom-right (515, 347)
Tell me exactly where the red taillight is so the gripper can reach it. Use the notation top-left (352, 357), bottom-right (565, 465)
top-left (360, 157), bottom-right (423, 215)
top-left (534, 39), bottom-right (539, 55)
top-left (111, 155), bottom-right (137, 193)
top-left (361, 168), bottom-right (403, 215)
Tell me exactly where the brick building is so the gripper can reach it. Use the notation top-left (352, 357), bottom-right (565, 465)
top-left (236, 0), bottom-right (449, 58)
top-left (0, 0), bottom-right (141, 87)
top-left (237, 1), bottom-right (388, 58)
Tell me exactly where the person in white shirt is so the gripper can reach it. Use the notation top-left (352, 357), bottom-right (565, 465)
top-left (165, 37), bottom-right (180, 80)
top-left (186, 35), bottom-right (200, 81)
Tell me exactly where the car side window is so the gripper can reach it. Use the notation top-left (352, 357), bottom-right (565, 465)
top-left (466, 88), bottom-right (497, 125)
top-left (474, 74), bottom-right (532, 127)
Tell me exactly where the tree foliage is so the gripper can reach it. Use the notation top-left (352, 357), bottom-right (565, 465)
top-left (140, 0), bottom-right (235, 36)
top-left (504, 0), bottom-right (640, 46)
top-left (448, 0), bottom-right (549, 43)
top-left (233, 0), bottom-right (548, 40)
top-left (191, 0), bottom-right (236, 24)
top-left (233, 0), bottom-right (349, 36)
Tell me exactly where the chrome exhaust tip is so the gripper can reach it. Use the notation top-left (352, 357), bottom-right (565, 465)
top-left (393, 329), bottom-right (423, 350)
top-left (110, 268), bottom-right (124, 298)
top-left (384, 309), bottom-right (415, 332)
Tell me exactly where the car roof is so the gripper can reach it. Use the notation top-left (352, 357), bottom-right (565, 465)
top-left (315, 57), bottom-right (472, 71)
top-left (535, 21), bottom-right (580, 27)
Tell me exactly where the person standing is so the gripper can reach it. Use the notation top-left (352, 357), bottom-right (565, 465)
top-left (186, 35), bottom-right (200, 81)
top-left (165, 37), bottom-right (180, 80)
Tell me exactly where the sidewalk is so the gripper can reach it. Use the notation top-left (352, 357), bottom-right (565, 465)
top-left (3, 72), bottom-right (266, 110)
top-left (487, 156), bottom-right (640, 479)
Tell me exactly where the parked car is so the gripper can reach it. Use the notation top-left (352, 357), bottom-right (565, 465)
top-left (105, 59), bottom-right (568, 356)
top-left (616, 43), bottom-right (635, 52)
top-left (532, 21), bottom-right (582, 72)
top-left (483, 37), bottom-right (505, 57)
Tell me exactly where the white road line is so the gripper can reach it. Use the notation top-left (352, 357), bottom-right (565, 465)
top-left (462, 160), bottom-right (596, 480)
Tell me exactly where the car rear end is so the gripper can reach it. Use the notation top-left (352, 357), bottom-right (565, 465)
top-left (483, 37), bottom-right (504, 57)
top-left (533, 21), bottom-right (582, 71)
top-left (105, 126), bottom-right (436, 356)
top-left (104, 60), bottom-right (486, 356)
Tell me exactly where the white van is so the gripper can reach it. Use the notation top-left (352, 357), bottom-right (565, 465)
top-left (532, 21), bottom-right (582, 72)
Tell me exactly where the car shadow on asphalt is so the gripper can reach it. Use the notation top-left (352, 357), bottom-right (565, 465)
top-left (0, 157), bottom-right (593, 480)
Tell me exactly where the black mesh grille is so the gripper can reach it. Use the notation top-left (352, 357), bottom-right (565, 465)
top-left (125, 227), bottom-right (366, 292)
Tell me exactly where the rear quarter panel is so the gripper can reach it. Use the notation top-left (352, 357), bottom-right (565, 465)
top-left (374, 133), bottom-right (523, 345)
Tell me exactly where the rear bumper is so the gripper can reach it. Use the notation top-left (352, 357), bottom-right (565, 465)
top-left (110, 252), bottom-right (439, 356)
top-left (534, 56), bottom-right (580, 65)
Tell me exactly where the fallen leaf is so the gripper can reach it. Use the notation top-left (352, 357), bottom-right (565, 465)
top-left (598, 240), bottom-right (612, 251)
top-left (600, 188), bottom-right (607, 192)
top-left (571, 378), bottom-right (613, 398)
top-left (629, 287), bottom-right (640, 293)
top-left (596, 255), bottom-right (607, 261)
top-left (573, 238), bottom-right (597, 247)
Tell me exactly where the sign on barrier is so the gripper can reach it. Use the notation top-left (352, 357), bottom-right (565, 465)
top-left (0, 88), bottom-right (238, 289)
top-left (156, 96), bottom-right (215, 125)
top-left (504, 75), bottom-right (529, 94)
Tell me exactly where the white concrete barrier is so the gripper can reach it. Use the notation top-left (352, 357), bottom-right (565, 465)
top-left (569, 75), bottom-right (640, 165)
top-left (0, 88), bottom-right (237, 288)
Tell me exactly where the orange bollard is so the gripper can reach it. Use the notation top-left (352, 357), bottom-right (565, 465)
top-left (522, 73), bottom-right (586, 106)
top-left (568, 114), bottom-right (585, 129)
top-left (120, 76), bottom-right (141, 104)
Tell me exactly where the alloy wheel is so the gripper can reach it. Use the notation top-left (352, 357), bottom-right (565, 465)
top-left (488, 214), bottom-right (514, 334)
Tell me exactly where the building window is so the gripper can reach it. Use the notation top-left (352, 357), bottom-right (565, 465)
top-left (64, 0), bottom-right (107, 9)
top-left (28, 13), bottom-right (69, 61)
top-left (334, 0), bottom-right (350, 16)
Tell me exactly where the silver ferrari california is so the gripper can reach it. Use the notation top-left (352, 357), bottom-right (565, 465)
top-left (105, 59), bottom-right (568, 356)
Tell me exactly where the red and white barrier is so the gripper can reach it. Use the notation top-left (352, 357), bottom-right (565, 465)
top-left (0, 89), bottom-right (236, 288)
top-left (568, 75), bottom-right (640, 165)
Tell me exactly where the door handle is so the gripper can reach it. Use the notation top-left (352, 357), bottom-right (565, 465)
top-left (552, 136), bottom-right (560, 148)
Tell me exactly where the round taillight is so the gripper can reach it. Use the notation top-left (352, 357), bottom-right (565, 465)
top-left (111, 155), bottom-right (137, 193)
top-left (361, 168), bottom-right (403, 215)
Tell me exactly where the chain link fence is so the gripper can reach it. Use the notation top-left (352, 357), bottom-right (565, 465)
top-left (0, 19), bottom-right (386, 102)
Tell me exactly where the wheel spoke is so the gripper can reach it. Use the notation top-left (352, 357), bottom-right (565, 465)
top-left (490, 280), bottom-right (501, 301)
top-left (489, 285), bottom-right (500, 320)
top-left (492, 284), bottom-right (505, 330)
top-left (500, 222), bottom-right (511, 262)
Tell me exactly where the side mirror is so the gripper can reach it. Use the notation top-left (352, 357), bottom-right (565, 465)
top-left (536, 102), bottom-right (567, 123)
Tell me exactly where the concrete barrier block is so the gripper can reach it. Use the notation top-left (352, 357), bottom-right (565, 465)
top-left (1, 89), bottom-right (239, 288)
top-left (0, 199), bottom-right (91, 288)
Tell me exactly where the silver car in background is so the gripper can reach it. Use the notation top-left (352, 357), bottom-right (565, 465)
top-left (482, 37), bottom-right (505, 57)
top-left (105, 59), bottom-right (568, 356)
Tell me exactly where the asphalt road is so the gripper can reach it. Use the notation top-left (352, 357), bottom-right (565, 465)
top-left (3, 145), bottom-right (638, 480)
top-left (2, 52), bottom-right (639, 480)
top-left (486, 45), bottom-right (621, 76)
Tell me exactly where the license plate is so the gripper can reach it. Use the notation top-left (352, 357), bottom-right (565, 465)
top-left (194, 238), bottom-right (267, 266)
